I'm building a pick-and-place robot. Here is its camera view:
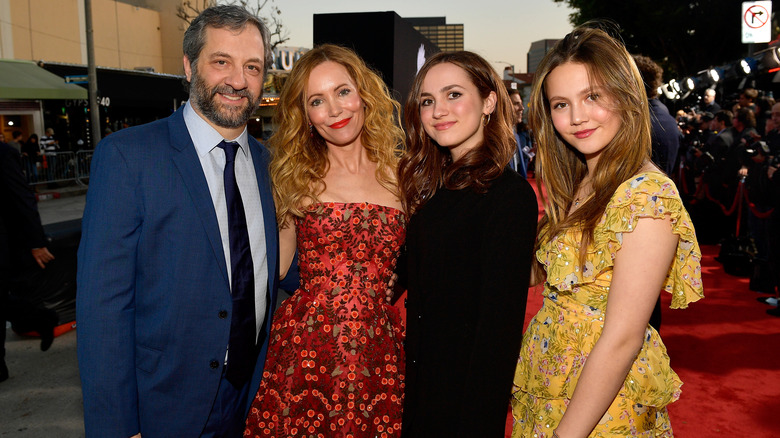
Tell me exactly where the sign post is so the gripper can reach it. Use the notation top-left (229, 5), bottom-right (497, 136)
top-left (742, 1), bottom-right (772, 44)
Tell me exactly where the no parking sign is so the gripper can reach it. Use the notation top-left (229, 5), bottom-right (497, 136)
top-left (742, 1), bottom-right (772, 43)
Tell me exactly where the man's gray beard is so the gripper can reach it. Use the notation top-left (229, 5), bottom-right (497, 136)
top-left (189, 69), bottom-right (259, 129)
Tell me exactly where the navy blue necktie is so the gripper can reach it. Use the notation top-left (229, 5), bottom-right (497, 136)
top-left (216, 140), bottom-right (256, 387)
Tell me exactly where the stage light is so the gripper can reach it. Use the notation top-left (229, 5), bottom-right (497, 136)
top-left (740, 59), bottom-right (752, 75)
top-left (661, 82), bottom-right (681, 100)
top-left (684, 77), bottom-right (696, 91)
top-left (708, 68), bottom-right (720, 83)
top-left (661, 83), bottom-right (676, 100)
top-left (771, 47), bottom-right (780, 73)
top-left (670, 79), bottom-right (681, 94)
top-left (756, 46), bottom-right (780, 73)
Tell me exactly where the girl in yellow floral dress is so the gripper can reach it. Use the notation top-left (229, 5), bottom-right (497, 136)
top-left (511, 25), bottom-right (704, 438)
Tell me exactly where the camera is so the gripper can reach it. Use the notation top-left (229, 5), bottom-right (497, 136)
top-left (744, 140), bottom-right (770, 158)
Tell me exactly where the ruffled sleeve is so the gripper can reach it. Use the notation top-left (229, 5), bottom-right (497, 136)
top-left (594, 172), bottom-right (704, 308)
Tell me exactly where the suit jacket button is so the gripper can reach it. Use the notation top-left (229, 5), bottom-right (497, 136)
top-left (218, 310), bottom-right (228, 319)
top-left (209, 360), bottom-right (219, 369)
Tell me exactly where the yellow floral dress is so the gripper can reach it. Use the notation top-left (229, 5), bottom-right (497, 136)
top-left (511, 172), bottom-right (704, 437)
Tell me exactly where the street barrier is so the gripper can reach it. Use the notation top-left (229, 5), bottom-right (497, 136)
top-left (21, 150), bottom-right (93, 186)
top-left (75, 150), bottom-right (93, 186)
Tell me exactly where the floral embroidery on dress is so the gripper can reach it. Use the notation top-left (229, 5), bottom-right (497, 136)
top-left (246, 202), bottom-right (406, 438)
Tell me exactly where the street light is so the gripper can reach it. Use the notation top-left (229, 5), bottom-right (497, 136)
top-left (495, 60), bottom-right (516, 79)
top-left (495, 60), bottom-right (515, 71)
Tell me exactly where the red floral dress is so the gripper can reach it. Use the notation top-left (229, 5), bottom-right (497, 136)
top-left (245, 202), bottom-right (406, 438)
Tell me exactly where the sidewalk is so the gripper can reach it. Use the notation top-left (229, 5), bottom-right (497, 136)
top-left (36, 186), bottom-right (87, 226)
top-left (0, 330), bottom-right (82, 437)
top-left (1, 185), bottom-right (86, 437)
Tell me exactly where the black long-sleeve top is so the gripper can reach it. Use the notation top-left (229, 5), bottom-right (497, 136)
top-left (401, 169), bottom-right (538, 437)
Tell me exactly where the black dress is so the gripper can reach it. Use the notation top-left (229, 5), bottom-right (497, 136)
top-left (401, 169), bottom-right (538, 437)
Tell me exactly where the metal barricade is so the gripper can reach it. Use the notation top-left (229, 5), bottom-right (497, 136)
top-left (75, 150), bottom-right (93, 186)
top-left (21, 150), bottom-right (94, 186)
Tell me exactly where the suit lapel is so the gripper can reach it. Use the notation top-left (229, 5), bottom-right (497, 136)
top-left (168, 109), bottom-right (229, 285)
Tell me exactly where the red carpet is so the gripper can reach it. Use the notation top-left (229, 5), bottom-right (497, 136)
top-left (661, 245), bottom-right (779, 437)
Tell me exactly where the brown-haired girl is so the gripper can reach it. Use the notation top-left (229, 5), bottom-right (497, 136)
top-left (398, 51), bottom-right (537, 437)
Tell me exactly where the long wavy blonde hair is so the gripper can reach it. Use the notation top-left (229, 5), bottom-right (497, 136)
top-left (530, 25), bottom-right (651, 269)
top-left (269, 44), bottom-right (404, 227)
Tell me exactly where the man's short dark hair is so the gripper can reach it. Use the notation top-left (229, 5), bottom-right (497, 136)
top-left (736, 107), bottom-right (756, 128)
top-left (183, 5), bottom-right (272, 79)
top-left (11, 130), bottom-right (22, 139)
top-left (714, 110), bottom-right (733, 126)
top-left (632, 54), bottom-right (663, 99)
top-left (507, 88), bottom-right (521, 97)
top-left (742, 87), bottom-right (758, 101)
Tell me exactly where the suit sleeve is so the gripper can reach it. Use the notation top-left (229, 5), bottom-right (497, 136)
top-left (458, 178), bottom-right (538, 434)
top-left (0, 146), bottom-right (47, 249)
top-left (279, 250), bottom-right (300, 292)
top-left (76, 139), bottom-right (143, 437)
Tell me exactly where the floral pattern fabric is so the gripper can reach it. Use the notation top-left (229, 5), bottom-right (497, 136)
top-left (511, 172), bottom-right (704, 437)
top-left (245, 202), bottom-right (406, 438)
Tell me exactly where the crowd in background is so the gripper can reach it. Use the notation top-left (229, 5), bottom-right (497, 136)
top-left (632, 84), bottom-right (780, 315)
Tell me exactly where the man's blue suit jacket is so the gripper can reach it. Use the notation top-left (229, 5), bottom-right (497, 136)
top-left (77, 107), bottom-right (280, 437)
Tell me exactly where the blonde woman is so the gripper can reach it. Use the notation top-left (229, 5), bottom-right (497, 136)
top-left (511, 26), bottom-right (704, 437)
top-left (245, 45), bottom-right (405, 437)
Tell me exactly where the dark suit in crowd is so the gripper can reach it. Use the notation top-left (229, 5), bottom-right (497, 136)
top-left (649, 98), bottom-right (682, 176)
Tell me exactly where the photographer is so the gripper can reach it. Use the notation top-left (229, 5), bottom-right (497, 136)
top-left (683, 112), bottom-right (715, 177)
top-left (757, 104), bottom-right (780, 313)
top-left (764, 156), bottom-right (780, 315)
top-left (736, 118), bottom-right (780, 294)
top-left (686, 111), bottom-right (735, 243)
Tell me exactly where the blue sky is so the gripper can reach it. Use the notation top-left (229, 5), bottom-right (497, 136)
top-left (276, 0), bottom-right (574, 73)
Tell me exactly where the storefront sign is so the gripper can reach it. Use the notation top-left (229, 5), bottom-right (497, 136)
top-left (271, 47), bottom-right (308, 71)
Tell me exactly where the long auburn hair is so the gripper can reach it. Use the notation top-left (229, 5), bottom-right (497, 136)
top-left (398, 51), bottom-right (516, 214)
top-left (269, 44), bottom-right (404, 226)
top-left (531, 25), bottom-right (651, 268)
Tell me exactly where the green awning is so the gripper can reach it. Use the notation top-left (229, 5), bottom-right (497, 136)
top-left (0, 59), bottom-right (88, 100)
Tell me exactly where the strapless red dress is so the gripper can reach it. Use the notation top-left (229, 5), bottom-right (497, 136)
top-left (245, 202), bottom-right (406, 438)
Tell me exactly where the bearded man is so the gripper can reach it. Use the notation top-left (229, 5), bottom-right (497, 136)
top-left (77, 5), bottom-right (290, 437)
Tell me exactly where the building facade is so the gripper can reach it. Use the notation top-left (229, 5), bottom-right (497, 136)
top-left (0, 0), bottom-right (188, 149)
top-left (527, 39), bottom-right (559, 74)
top-left (0, 0), bottom-right (184, 74)
top-left (406, 17), bottom-right (464, 52)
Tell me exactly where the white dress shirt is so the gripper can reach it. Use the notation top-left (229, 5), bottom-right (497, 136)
top-left (183, 102), bottom-right (268, 339)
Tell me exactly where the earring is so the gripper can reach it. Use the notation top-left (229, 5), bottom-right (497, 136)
top-left (308, 122), bottom-right (313, 138)
top-left (482, 113), bottom-right (491, 126)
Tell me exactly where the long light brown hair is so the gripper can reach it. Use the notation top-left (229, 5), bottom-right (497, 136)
top-left (530, 26), bottom-right (651, 267)
top-left (398, 51), bottom-right (516, 215)
top-left (269, 44), bottom-right (404, 226)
